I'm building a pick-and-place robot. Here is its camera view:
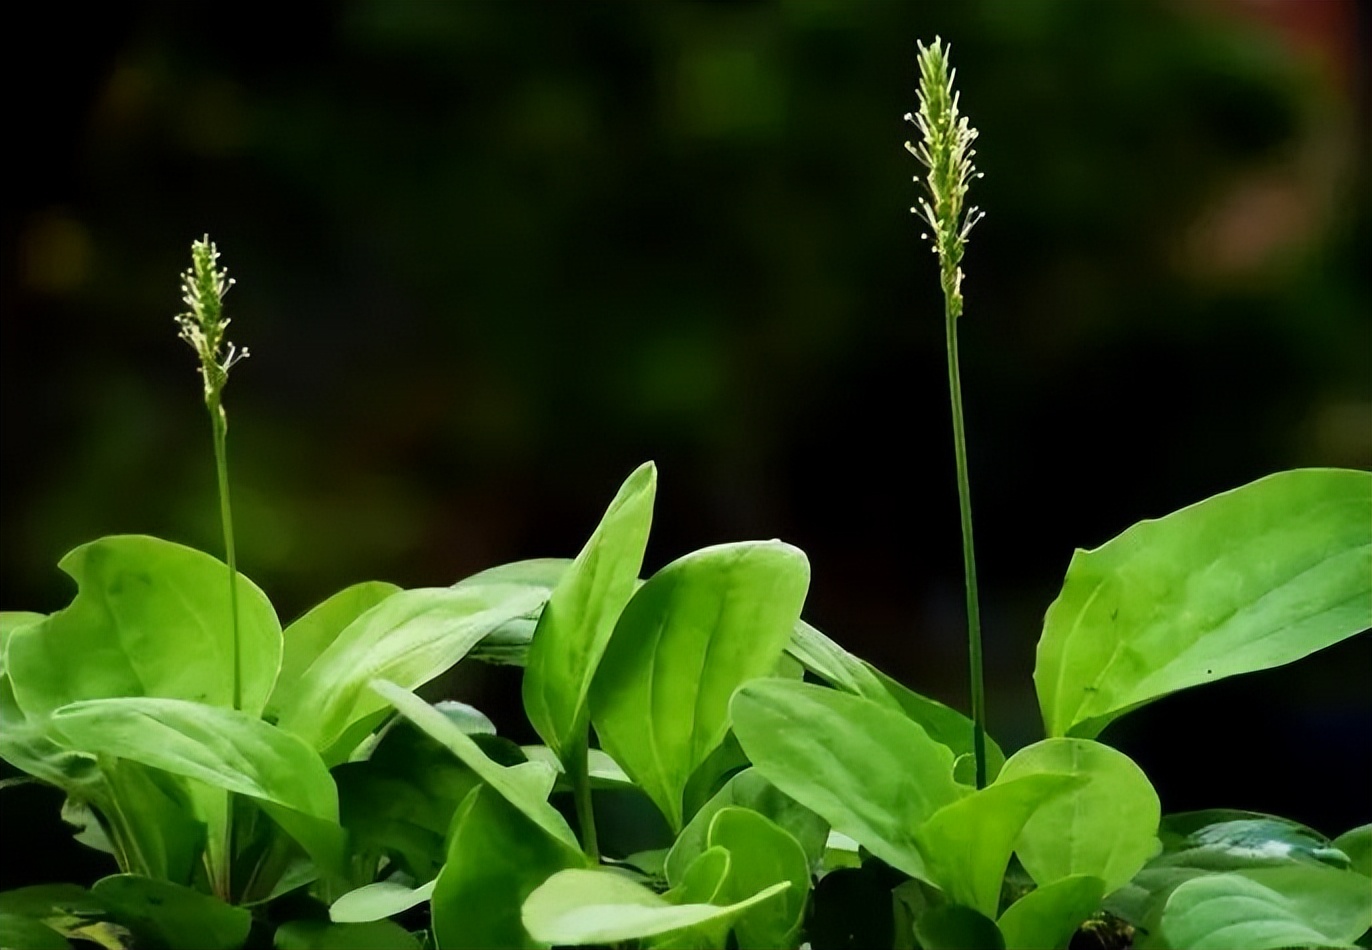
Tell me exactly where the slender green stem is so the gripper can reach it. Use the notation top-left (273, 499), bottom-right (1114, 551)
top-left (944, 295), bottom-right (988, 790)
top-left (210, 401), bottom-right (242, 712)
top-left (568, 739), bottom-right (600, 862)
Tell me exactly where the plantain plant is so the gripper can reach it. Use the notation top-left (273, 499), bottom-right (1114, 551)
top-left (0, 37), bottom-right (1369, 950)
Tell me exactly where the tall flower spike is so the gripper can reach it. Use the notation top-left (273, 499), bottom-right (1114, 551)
top-left (905, 37), bottom-right (984, 318)
top-left (176, 235), bottom-right (247, 404)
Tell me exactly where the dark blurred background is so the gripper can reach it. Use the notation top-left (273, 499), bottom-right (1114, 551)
top-left (3, 0), bottom-right (1369, 879)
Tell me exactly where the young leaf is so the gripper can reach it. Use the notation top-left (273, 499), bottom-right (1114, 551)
top-left (330, 880), bottom-right (436, 924)
top-left (274, 584), bottom-right (547, 762)
top-left (665, 768), bottom-right (827, 887)
top-left (92, 874), bottom-right (251, 950)
top-left (521, 868), bottom-right (789, 946)
top-left (6, 536), bottom-right (281, 718)
top-left (996, 874), bottom-right (1105, 950)
top-left (268, 582), bottom-right (401, 717)
top-left (1158, 871), bottom-right (1368, 950)
top-left (1036, 469), bottom-right (1372, 738)
top-left (913, 773), bottom-right (1083, 917)
top-left (589, 541), bottom-right (810, 831)
top-left (431, 785), bottom-right (585, 950)
top-left (524, 462), bottom-right (656, 761)
top-left (998, 738), bottom-right (1160, 893)
top-left (731, 679), bottom-right (962, 881)
top-left (707, 807), bottom-right (811, 950)
top-left (369, 680), bottom-right (579, 849)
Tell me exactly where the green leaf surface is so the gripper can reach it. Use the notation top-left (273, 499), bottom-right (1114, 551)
top-left (996, 874), bottom-right (1105, 950)
top-left (99, 756), bottom-right (207, 885)
top-left (707, 807), bottom-right (811, 949)
top-left (788, 621), bottom-right (1005, 781)
top-left (268, 582), bottom-right (400, 717)
top-left (914, 773), bottom-right (1083, 916)
top-left (668, 847), bottom-right (731, 905)
top-left (731, 679), bottom-right (962, 880)
top-left (0, 885), bottom-right (114, 950)
top-left (275, 919), bottom-right (421, 950)
top-left (1036, 469), bottom-right (1372, 738)
top-left (1335, 825), bottom-right (1371, 878)
top-left (92, 874), bottom-right (250, 950)
top-left (370, 680), bottom-right (578, 849)
top-left (0, 914), bottom-right (71, 950)
top-left (1159, 871), bottom-right (1368, 950)
top-left (453, 559), bottom-right (570, 667)
top-left (524, 461), bottom-right (655, 761)
top-left (331, 880), bottom-right (436, 924)
top-left (0, 612), bottom-right (45, 679)
top-left (1107, 809), bottom-right (1356, 928)
top-left (431, 785), bottom-right (584, 950)
top-left (665, 767), bottom-right (827, 887)
top-left (589, 541), bottom-right (810, 831)
top-left (6, 536), bottom-right (281, 718)
top-left (521, 868), bottom-right (789, 946)
top-left (913, 904), bottom-right (1005, 950)
top-left (999, 738), bottom-right (1160, 892)
top-left (52, 697), bottom-right (344, 877)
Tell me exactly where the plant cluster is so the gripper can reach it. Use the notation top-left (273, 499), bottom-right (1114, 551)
top-left (1, 38), bottom-right (1369, 950)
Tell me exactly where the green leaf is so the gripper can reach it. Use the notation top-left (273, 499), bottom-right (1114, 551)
top-left (99, 757), bottom-right (207, 885)
top-left (996, 874), bottom-right (1105, 950)
top-left (788, 621), bottom-right (1005, 781)
top-left (913, 904), bottom-right (1005, 950)
top-left (330, 880), bottom-right (436, 924)
top-left (731, 679), bottom-right (962, 880)
top-left (0, 612), bottom-right (45, 679)
top-left (914, 773), bottom-right (1083, 917)
top-left (52, 697), bottom-right (344, 878)
top-left (0, 886), bottom-right (116, 950)
top-left (268, 582), bottom-right (400, 717)
top-left (521, 868), bottom-right (789, 946)
top-left (453, 559), bottom-right (571, 667)
top-left (667, 847), bottom-right (731, 904)
top-left (998, 738), bottom-right (1160, 893)
top-left (274, 919), bottom-right (421, 950)
top-left (1035, 469), bottom-right (1372, 738)
top-left (1335, 825), bottom-right (1372, 878)
top-left (589, 541), bottom-right (810, 831)
top-left (0, 914), bottom-right (71, 950)
top-left (707, 807), bottom-right (811, 949)
top-left (1106, 809), bottom-right (1356, 929)
top-left (665, 767), bottom-right (828, 887)
top-left (274, 584), bottom-right (547, 762)
top-left (1159, 871), bottom-right (1369, 950)
top-left (6, 536), bottom-right (281, 718)
top-left (431, 785), bottom-right (584, 950)
top-left (92, 874), bottom-right (251, 950)
top-left (524, 461), bottom-right (656, 762)
top-left (370, 680), bottom-right (578, 849)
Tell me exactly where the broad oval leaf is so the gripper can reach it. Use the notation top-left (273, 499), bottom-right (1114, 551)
top-left (92, 874), bottom-right (251, 950)
top-left (330, 880), bottom-right (436, 924)
top-left (275, 919), bottom-right (421, 950)
top-left (589, 541), bottom-right (810, 831)
top-left (370, 680), bottom-right (579, 849)
top-left (996, 874), bottom-right (1105, 950)
top-left (707, 807), bottom-right (811, 950)
top-left (999, 738), bottom-right (1160, 893)
top-left (275, 584), bottom-right (547, 761)
top-left (913, 773), bottom-right (1083, 917)
top-left (731, 680), bottom-right (962, 881)
top-left (1159, 871), bottom-right (1370, 950)
top-left (7, 536), bottom-right (281, 718)
top-left (913, 904), bottom-right (1005, 950)
top-left (1036, 469), bottom-right (1372, 738)
top-left (521, 868), bottom-right (789, 946)
top-left (524, 462), bottom-right (655, 762)
top-left (431, 785), bottom-right (584, 950)
top-left (268, 581), bottom-right (401, 717)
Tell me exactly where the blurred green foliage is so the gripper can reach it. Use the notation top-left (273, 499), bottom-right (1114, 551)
top-left (4, 0), bottom-right (1369, 845)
